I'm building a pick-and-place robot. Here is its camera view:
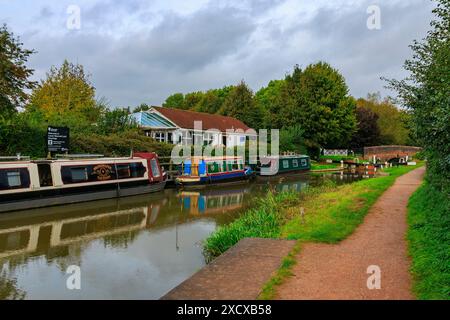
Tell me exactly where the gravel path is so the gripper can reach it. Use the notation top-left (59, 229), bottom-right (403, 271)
top-left (277, 167), bottom-right (425, 300)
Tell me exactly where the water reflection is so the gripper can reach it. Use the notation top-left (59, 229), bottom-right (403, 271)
top-left (0, 172), bottom-right (361, 299)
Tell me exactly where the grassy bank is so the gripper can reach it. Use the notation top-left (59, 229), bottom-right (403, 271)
top-left (310, 163), bottom-right (341, 170)
top-left (407, 183), bottom-right (450, 300)
top-left (203, 163), bottom-right (423, 298)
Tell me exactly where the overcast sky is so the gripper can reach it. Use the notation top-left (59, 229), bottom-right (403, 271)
top-left (1, 0), bottom-right (435, 108)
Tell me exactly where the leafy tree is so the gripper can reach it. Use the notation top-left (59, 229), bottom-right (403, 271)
top-left (28, 60), bottom-right (100, 122)
top-left (279, 125), bottom-right (306, 153)
top-left (162, 93), bottom-right (185, 109)
top-left (0, 24), bottom-right (36, 118)
top-left (183, 91), bottom-right (204, 110)
top-left (255, 79), bottom-right (284, 128)
top-left (357, 94), bottom-right (410, 145)
top-left (96, 108), bottom-right (137, 135)
top-left (386, 0), bottom-right (449, 191)
top-left (273, 63), bottom-right (357, 148)
top-left (219, 80), bottom-right (262, 129)
top-left (133, 103), bottom-right (150, 113)
top-left (350, 106), bottom-right (380, 148)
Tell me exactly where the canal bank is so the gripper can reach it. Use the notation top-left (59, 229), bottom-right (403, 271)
top-left (163, 164), bottom-right (423, 300)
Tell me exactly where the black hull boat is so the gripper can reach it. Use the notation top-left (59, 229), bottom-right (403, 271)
top-left (0, 152), bottom-right (166, 213)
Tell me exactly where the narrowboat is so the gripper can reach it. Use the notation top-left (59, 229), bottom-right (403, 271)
top-left (175, 156), bottom-right (254, 188)
top-left (259, 154), bottom-right (310, 176)
top-left (0, 152), bottom-right (166, 213)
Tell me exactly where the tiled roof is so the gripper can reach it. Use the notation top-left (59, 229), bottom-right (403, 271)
top-left (152, 106), bottom-right (251, 132)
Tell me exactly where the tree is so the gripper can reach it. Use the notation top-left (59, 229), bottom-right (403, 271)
top-left (96, 108), bottom-right (137, 135)
top-left (357, 94), bottom-right (410, 145)
top-left (133, 103), bottom-right (150, 113)
top-left (219, 80), bottom-right (262, 129)
top-left (28, 60), bottom-right (99, 122)
top-left (272, 63), bottom-right (357, 148)
top-left (255, 79), bottom-right (284, 128)
top-left (386, 0), bottom-right (449, 191)
top-left (162, 93), bottom-right (185, 109)
top-left (279, 125), bottom-right (306, 153)
top-left (0, 24), bottom-right (36, 118)
top-left (350, 106), bottom-right (380, 148)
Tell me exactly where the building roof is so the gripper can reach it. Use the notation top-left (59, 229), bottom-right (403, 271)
top-left (151, 106), bottom-right (251, 132)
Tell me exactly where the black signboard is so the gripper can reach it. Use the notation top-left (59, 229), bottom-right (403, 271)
top-left (47, 126), bottom-right (70, 153)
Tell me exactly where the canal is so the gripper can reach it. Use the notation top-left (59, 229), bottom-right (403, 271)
top-left (0, 172), bottom-right (363, 299)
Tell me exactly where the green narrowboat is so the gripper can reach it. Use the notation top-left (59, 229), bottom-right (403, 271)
top-left (259, 155), bottom-right (310, 176)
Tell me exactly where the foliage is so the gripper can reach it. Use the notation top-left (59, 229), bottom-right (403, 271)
top-left (350, 105), bottom-right (381, 148)
top-left (28, 60), bottom-right (100, 122)
top-left (162, 92), bottom-right (185, 109)
top-left (267, 63), bottom-right (357, 148)
top-left (407, 183), bottom-right (450, 300)
top-left (385, 0), bottom-right (449, 192)
top-left (0, 24), bottom-right (36, 118)
top-left (407, 182), bottom-right (450, 300)
top-left (254, 79), bottom-right (284, 127)
top-left (133, 103), bottom-right (150, 113)
top-left (203, 191), bottom-right (298, 259)
top-left (219, 80), bottom-right (263, 129)
top-left (279, 125), bottom-right (306, 153)
top-left (357, 94), bottom-right (410, 145)
top-left (96, 108), bottom-right (137, 135)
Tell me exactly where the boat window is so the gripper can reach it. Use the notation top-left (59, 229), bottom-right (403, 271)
top-left (150, 159), bottom-right (160, 178)
top-left (116, 164), bottom-right (131, 179)
top-left (232, 163), bottom-right (239, 170)
top-left (301, 159), bottom-right (307, 166)
top-left (283, 160), bottom-right (289, 169)
top-left (207, 163), bottom-right (220, 173)
top-left (227, 162), bottom-right (233, 171)
top-left (7, 171), bottom-right (21, 187)
top-left (71, 167), bottom-right (88, 182)
top-left (38, 164), bottom-right (53, 187)
top-left (292, 159), bottom-right (298, 167)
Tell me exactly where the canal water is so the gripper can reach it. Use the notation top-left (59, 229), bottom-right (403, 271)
top-left (0, 172), bottom-right (364, 299)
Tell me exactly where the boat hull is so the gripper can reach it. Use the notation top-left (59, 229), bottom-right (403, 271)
top-left (0, 180), bottom-right (166, 213)
top-left (176, 171), bottom-right (254, 188)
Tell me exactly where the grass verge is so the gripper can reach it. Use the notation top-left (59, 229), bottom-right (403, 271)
top-left (407, 182), bottom-right (450, 300)
top-left (203, 163), bottom-right (424, 299)
top-left (310, 163), bottom-right (341, 170)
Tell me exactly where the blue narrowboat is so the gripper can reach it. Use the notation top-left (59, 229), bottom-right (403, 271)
top-left (175, 156), bottom-right (254, 187)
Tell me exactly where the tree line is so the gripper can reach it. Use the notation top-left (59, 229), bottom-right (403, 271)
top-left (0, 20), bottom-right (423, 161)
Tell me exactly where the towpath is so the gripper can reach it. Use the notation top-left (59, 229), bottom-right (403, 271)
top-left (276, 166), bottom-right (425, 299)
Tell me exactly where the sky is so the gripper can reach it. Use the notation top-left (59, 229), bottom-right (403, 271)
top-left (0, 0), bottom-right (436, 108)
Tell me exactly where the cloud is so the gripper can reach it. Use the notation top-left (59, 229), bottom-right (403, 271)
top-left (11, 0), bottom-right (436, 107)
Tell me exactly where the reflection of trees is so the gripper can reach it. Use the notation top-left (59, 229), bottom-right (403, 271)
top-left (103, 230), bottom-right (140, 249)
top-left (0, 267), bottom-right (25, 300)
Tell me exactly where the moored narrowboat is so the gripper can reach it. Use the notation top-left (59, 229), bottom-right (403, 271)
top-left (259, 154), bottom-right (310, 176)
top-left (0, 152), bottom-right (166, 213)
top-left (175, 156), bottom-right (254, 188)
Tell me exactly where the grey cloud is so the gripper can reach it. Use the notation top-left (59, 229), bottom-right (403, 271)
top-left (21, 0), bottom-right (435, 108)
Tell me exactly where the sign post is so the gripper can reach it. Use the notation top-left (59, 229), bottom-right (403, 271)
top-left (47, 126), bottom-right (70, 157)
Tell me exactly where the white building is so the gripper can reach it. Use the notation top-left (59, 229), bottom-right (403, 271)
top-left (132, 106), bottom-right (256, 147)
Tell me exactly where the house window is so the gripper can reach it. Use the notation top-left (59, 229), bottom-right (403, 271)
top-left (167, 132), bottom-right (173, 144)
top-left (203, 132), bottom-right (215, 145)
top-left (283, 160), bottom-right (289, 169)
top-left (154, 132), bottom-right (165, 143)
top-left (292, 159), bottom-right (298, 167)
top-left (7, 171), bottom-right (21, 187)
top-left (71, 167), bottom-right (88, 182)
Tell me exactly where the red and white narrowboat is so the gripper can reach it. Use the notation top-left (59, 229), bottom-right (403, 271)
top-left (0, 152), bottom-right (166, 213)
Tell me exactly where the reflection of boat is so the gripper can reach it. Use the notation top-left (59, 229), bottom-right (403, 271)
top-left (0, 152), bottom-right (166, 213)
top-left (176, 156), bottom-right (254, 187)
top-left (178, 187), bottom-right (247, 215)
top-left (0, 206), bottom-right (151, 260)
top-left (259, 155), bottom-right (310, 176)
